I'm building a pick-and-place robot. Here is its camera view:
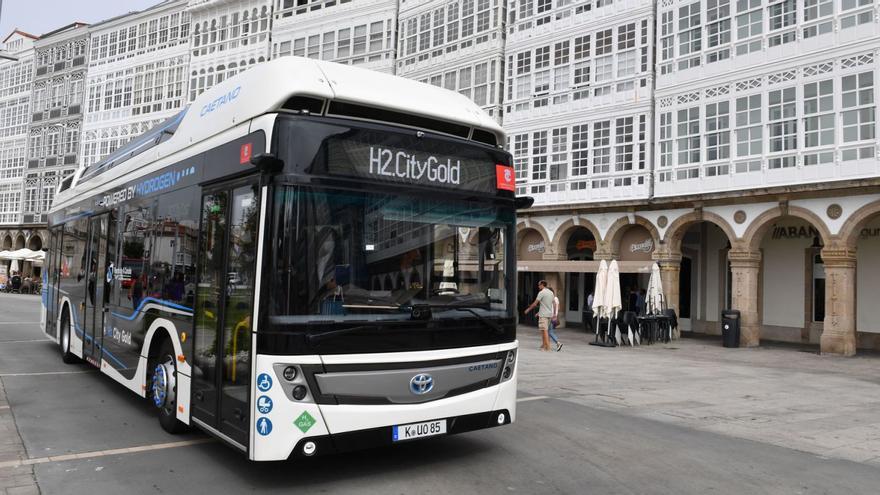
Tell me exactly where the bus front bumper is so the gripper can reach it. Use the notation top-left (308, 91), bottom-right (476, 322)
top-left (287, 408), bottom-right (511, 459)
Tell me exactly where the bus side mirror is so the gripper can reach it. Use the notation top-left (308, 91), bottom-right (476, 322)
top-left (515, 196), bottom-right (534, 210)
top-left (250, 153), bottom-right (284, 174)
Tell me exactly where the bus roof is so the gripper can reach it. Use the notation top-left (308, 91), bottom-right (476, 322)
top-left (57, 57), bottom-right (505, 210)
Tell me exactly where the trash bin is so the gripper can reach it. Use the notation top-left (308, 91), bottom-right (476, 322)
top-left (721, 309), bottom-right (741, 348)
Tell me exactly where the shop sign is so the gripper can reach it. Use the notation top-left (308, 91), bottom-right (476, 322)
top-left (520, 231), bottom-right (546, 260)
top-left (629, 239), bottom-right (653, 253)
top-left (619, 226), bottom-right (654, 261)
top-left (574, 240), bottom-right (596, 251)
top-left (771, 225), bottom-right (820, 240)
top-left (859, 227), bottom-right (880, 239)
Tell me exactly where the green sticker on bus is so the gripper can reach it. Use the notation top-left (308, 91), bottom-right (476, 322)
top-left (295, 411), bottom-right (316, 433)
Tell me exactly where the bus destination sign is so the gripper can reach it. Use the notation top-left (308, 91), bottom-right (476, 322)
top-left (324, 134), bottom-right (500, 194)
top-left (367, 146), bottom-right (461, 185)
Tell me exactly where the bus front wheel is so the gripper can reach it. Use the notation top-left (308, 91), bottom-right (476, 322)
top-left (150, 340), bottom-right (188, 434)
top-left (59, 311), bottom-right (78, 364)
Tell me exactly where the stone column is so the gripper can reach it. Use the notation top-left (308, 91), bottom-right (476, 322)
top-left (652, 250), bottom-right (682, 315)
top-left (728, 249), bottom-right (761, 347)
top-left (819, 246), bottom-right (857, 356)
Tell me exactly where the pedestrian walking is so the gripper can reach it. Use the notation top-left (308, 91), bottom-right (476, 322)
top-left (548, 286), bottom-right (563, 352)
top-left (523, 279), bottom-right (554, 351)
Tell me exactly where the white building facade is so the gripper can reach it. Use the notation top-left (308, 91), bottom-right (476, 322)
top-left (187, 0), bottom-right (273, 101)
top-left (0, 31), bottom-right (38, 252)
top-left (505, 0), bottom-right (655, 327)
top-left (396, 0), bottom-right (506, 121)
top-left (517, 0), bottom-right (880, 355)
top-left (81, 0), bottom-right (191, 168)
top-left (272, 0), bottom-right (397, 73)
top-left (25, 23), bottom-right (89, 234)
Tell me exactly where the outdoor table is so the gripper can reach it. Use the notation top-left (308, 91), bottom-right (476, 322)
top-left (637, 315), bottom-right (673, 344)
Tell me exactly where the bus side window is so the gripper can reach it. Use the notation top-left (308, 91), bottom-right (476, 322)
top-left (120, 203), bottom-right (153, 311)
top-left (152, 188), bottom-right (199, 306)
top-left (61, 217), bottom-right (88, 322)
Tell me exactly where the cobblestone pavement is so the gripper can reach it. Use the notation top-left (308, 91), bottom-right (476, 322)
top-left (0, 378), bottom-right (38, 495)
top-left (519, 323), bottom-right (880, 465)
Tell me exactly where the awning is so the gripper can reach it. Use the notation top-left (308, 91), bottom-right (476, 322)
top-left (517, 260), bottom-right (653, 274)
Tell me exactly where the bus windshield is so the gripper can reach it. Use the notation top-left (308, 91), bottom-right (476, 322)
top-left (269, 187), bottom-right (514, 325)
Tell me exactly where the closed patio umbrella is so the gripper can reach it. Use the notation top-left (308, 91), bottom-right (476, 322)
top-left (646, 262), bottom-right (664, 314)
top-left (605, 260), bottom-right (622, 346)
top-left (591, 259), bottom-right (608, 342)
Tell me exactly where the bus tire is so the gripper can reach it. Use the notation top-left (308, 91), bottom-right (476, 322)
top-left (150, 339), bottom-right (188, 434)
top-left (59, 310), bottom-right (78, 364)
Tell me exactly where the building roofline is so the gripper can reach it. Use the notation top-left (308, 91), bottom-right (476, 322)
top-left (88, 0), bottom-right (182, 30)
top-left (3, 29), bottom-right (39, 43)
top-left (40, 22), bottom-right (89, 39)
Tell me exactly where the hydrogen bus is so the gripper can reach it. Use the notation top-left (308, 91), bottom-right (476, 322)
top-left (41, 57), bottom-right (520, 461)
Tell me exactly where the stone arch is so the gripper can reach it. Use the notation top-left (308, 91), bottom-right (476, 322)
top-left (604, 215), bottom-right (662, 257)
top-left (14, 235), bottom-right (25, 250)
top-left (27, 235), bottom-right (42, 251)
top-left (743, 205), bottom-right (832, 251)
top-left (839, 199), bottom-right (880, 249)
top-left (549, 218), bottom-right (602, 257)
top-left (2, 235), bottom-right (12, 249)
top-left (663, 210), bottom-right (737, 255)
top-left (515, 221), bottom-right (550, 250)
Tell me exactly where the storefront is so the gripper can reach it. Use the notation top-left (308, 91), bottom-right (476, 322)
top-left (616, 225), bottom-right (654, 315)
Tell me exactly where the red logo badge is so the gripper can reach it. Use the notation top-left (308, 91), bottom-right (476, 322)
top-left (240, 143), bottom-right (253, 164)
top-left (496, 164), bottom-right (515, 191)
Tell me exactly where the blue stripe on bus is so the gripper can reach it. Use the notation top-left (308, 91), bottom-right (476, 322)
top-left (110, 297), bottom-right (194, 321)
top-left (66, 300), bottom-right (145, 370)
top-left (100, 348), bottom-right (127, 370)
top-left (54, 210), bottom-right (95, 225)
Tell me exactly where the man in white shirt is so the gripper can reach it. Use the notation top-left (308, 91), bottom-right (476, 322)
top-left (524, 280), bottom-right (554, 351)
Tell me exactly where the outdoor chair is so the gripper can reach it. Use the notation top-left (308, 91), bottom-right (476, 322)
top-left (9, 276), bottom-right (21, 294)
top-left (620, 311), bottom-right (639, 346)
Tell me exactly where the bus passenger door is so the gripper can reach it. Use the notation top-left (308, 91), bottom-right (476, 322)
top-left (83, 213), bottom-right (116, 363)
top-left (192, 180), bottom-right (261, 448)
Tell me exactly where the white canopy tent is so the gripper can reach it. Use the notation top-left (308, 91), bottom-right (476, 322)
top-left (0, 248), bottom-right (41, 261)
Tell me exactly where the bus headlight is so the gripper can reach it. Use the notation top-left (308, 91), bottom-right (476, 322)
top-left (501, 350), bottom-right (516, 382)
top-left (292, 385), bottom-right (308, 401)
top-left (283, 366), bottom-right (297, 381)
top-left (272, 363), bottom-right (314, 403)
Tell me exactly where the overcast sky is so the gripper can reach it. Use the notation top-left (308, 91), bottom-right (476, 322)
top-left (1, 0), bottom-right (162, 40)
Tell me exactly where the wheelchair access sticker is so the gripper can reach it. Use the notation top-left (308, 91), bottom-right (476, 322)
top-left (257, 373), bottom-right (273, 392)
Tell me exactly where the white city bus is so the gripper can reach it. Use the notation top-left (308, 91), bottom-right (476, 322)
top-left (41, 57), bottom-right (520, 461)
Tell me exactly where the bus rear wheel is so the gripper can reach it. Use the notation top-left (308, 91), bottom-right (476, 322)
top-left (59, 311), bottom-right (78, 364)
top-left (150, 340), bottom-right (188, 434)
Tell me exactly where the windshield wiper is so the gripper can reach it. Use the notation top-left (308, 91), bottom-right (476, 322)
top-left (455, 307), bottom-right (505, 335)
top-left (306, 325), bottom-right (379, 344)
top-left (423, 302), bottom-right (505, 335)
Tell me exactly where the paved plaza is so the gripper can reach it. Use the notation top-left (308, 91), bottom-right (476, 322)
top-left (519, 324), bottom-right (880, 466)
top-left (3, 293), bottom-right (880, 494)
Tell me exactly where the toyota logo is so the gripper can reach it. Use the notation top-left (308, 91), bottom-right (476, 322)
top-left (409, 373), bottom-right (434, 395)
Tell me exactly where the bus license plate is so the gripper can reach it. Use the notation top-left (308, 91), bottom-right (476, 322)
top-left (392, 419), bottom-right (447, 442)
